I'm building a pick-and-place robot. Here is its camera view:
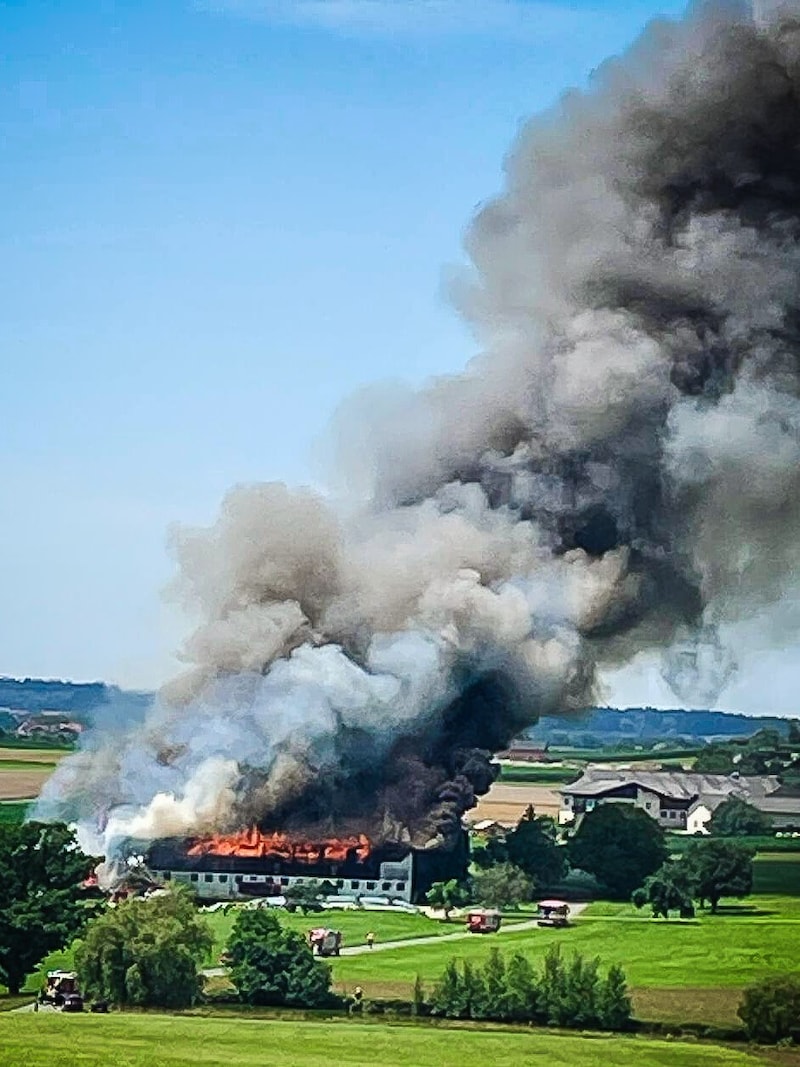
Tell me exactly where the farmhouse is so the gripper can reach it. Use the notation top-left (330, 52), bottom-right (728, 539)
top-left (559, 767), bottom-right (800, 833)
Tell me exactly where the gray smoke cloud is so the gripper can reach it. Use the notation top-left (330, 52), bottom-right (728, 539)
top-left (38, 0), bottom-right (800, 857)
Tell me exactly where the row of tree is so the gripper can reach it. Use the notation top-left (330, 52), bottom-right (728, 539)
top-left (431, 802), bottom-right (762, 913)
top-left (633, 839), bottom-right (754, 917)
top-left (428, 945), bottom-right (632, 1030)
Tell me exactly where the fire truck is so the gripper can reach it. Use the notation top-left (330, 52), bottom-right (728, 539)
top-left (308, 928), bottom-right (343, 956)
top-left (466, 908), bottom-right (502, 934)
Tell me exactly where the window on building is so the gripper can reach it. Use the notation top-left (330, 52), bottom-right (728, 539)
top-left (219, 874), bottom-right (228, 883)
top-left (204, 874), bottom-right (213, 883)
top-left (366, 882), bottom-right (376, 890)
top-left (350, 880), bottom-right (359, 890)
top-left (190, 873), bottom-right (199, 882)
top-left (336, 879), bottom-right (344, 888)
top-left (234, 875), bottom-right (243, 884)
top-left (280, 878), bottom-right (289, 886)
top-left (163, 871), bottom-right (171, 881)
top-left (382, 882), bottom-right (391, 891)
top-left (396, 882), bottom-right (405, 891)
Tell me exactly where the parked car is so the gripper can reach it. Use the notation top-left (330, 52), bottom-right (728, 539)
top-left (61, 994), bottom-right (84, 1013)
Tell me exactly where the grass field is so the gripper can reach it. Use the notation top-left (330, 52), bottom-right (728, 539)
top-left (327, 895), bottom-right (800, 1008)
top-left (203, 907), bottom-right (460, 964)
top-left (0, 1014), bottom-right (788, 1067)
top-left (0, 802), bottom-right (30, 825)
top-left (752, 853), bottom-right (800, 895)
top-left (497, 765), bottom-right (580, 785)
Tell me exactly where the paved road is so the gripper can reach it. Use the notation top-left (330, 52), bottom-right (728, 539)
top-left (201, 903), bottom-right (589, 976)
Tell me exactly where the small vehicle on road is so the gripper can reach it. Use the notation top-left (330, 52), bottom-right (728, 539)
top-left (536, 900), bottom-right (571, 927)
top-left (466, 909), bottom-right (502, 934)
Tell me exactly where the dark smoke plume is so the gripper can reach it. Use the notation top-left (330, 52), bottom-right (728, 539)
top-left (38, 0), bottom-right (800, 857)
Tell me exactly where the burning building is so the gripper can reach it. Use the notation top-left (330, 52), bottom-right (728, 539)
top-left (146, 828), bottom-right (469, 903)
top-left (35, 2), bottom-right (800, 870)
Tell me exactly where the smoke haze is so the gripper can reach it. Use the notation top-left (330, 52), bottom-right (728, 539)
top-left (38, 0), bottom-right (800, 857)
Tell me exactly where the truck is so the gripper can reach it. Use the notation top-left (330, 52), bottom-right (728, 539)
top-left (466, 909), bottom-right (502, 934)
top-left (536, 899), bottom-right (570, 927)
top-left (307, 928), bottom-right (343, 957)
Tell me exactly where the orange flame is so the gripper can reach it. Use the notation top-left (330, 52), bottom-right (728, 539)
top-left (187, 828), bottom-right (372, 864)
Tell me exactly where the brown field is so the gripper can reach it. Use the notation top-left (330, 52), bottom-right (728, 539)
top-left (467, 783), bottom-right (561, 825)
top-left (630, 987), bottom-right (742, 1028)
top-left (0, 769), bottom-right (52, 800)
top-left (0, 747), bottom-right (68, 763)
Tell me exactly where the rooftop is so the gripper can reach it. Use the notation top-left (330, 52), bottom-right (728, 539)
top-left (562, 768), bottom-right (781, 801)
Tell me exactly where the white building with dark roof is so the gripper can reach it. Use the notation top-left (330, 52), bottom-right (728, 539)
top-left (559, 768), bottom-right (794, 833)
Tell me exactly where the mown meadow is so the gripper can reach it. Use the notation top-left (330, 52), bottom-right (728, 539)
top-left (0, 1013), bottom-right (789, 1067)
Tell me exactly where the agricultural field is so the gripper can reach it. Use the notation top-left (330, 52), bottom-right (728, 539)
top-left (0, 746), bottom-right (65, 801)
top-left (468, 782), bottom-right (562, 823)
top-left (0, 1014), bottom-right (790, 1067)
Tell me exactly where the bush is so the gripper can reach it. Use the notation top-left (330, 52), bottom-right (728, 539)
top-left (429, 945), bottom-right (631, 1031)
top-left (226, 908), bottom-right (333, 1008)
top-left (471, 862), bottom-right (534, 909)
top-left (738, 975), bottom-right (800, 1044)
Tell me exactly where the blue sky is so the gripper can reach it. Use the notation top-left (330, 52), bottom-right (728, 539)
top-left (9, 0), bottom-right (782, 710)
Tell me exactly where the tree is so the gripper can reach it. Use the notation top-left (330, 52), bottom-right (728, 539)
top-left (708, 797), bottom-right (771, 838)
top-left (284, 879), bottom-right (326, 913)
top-left (567, 805), bottom-right (667, 899)
top-left (738, 975), bottom-right (800, 1044)
top-left (225, 907), bottom-right (332, 1008)
top-left (425, 879), bottom-right (470, 919)
top-left (472, 863), bottom-right (534, 909)
top-left (685, 838), bottom-right (754, 913)
top-left (597, 964), bottom-right (633, 1031)
top-left (504, 951), bottom-right (539, 1021)
top-left (631, 861), bottom-right (695, 919)
top-left (429, 947), bottom-right (631, 1031)
top-left (694, 743), bottom-right (735, 774)
top-left (505, 806), bottom-right (567, 888)
top-left (471, 834), bottom-right (509, 870)
top-left (76, 887), bottom-right (212, 1008)
top-left (0, 821), bottom-right (94, 995)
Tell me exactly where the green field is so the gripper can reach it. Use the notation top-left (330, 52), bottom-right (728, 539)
top-left (498, 765), bottom-right (580, 785)
top-left (0, 802), bottom-right (30, 825)
top-left (546, 747), bottom-right (700, 764)
top-left (0, 1014), bottom-right (785, 1067)
top-left (0, 759), bottom-right (58, 771)
top-left (202, 906), bottom-right (463, 964)
top-left (328, 895), bottom-right (800, 1000)
top-left (752, 853), bottom-right (800, 894)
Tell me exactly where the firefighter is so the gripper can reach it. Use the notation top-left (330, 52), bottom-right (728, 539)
top-left (366, 931), bottom-right (375, 950)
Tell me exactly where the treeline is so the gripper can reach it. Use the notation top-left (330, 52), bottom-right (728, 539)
top-left (425, 945), bottom-right (631, 1030)
top-left (0, 677), bottom-right (151, 722)
top-left (524, 707), bottom-right (796, 746)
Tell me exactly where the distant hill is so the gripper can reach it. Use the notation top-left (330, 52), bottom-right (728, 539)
top-left (0, 676), bottom-right (152, 724)
top-left (524, 706), bottom-right (797, 747)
